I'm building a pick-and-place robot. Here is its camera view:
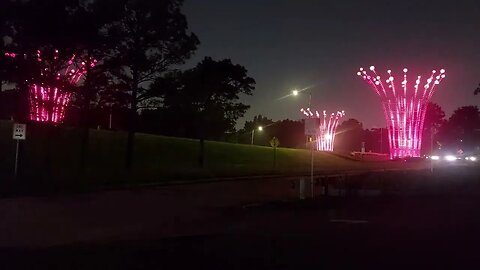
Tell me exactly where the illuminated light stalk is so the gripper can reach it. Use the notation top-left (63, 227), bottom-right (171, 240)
top-left (29, 85), bottom-right (73, 123)
top-left (357, 67), bottom-right (446, 159)
top-left (300, 109), bottom-right (345, 151)
top-left (8, 49), bottom-right (97, 124)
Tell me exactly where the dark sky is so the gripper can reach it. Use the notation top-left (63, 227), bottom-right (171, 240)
top-left (184, 0), bottom-right (480, 129)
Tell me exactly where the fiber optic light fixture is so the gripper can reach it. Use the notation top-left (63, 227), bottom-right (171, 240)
top-left (357, 66), bottom-right (446, 159)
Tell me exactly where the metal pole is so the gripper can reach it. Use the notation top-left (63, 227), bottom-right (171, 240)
top-left (308, 91), bottom-right (312, 108)
top-left (14, 139), bottom-right (19, 179)
top-left (309, 90), bottom-right (314, 198)
top-left (251, 129), bottom-right (255, 145)
top-left (430, 127), bottom-right (434, 173)
top-left (311, 137), bottom-right (314, 198)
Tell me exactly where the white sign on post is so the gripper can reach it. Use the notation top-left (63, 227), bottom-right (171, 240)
top-left (12, 123), bottom-right (26, 179)
top-left (13, 123), bottom-right (27, 140)
top-left (304, 118), bottom-right (319, 136)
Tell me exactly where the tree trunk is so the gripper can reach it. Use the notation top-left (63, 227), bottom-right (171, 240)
top-left (126, 125), bottom-right (136, 169)
top-left (125, 71), bottom-right (138, 169)
top-left (79, 50), bottom-right (92, 175)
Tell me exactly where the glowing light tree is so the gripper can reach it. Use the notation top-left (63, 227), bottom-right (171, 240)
top-left (5, 49), bottom-right (96, 124)
top-left (357, 66), bottom-right (446, 159)
top-left (301, 108), bottom-right (345, 151)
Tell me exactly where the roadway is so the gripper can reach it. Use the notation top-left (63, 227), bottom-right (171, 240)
top-left (0, 165), bottom-right (479, 269)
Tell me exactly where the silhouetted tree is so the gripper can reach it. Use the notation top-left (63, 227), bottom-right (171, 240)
top-left (104, 0), bottom-right (199, 169)
top-left (334, 118), bottom-right (365, 153)
top-left (240, 115), bottom-right (274, 145)
top-left (268, 119), bottom-right (304, 148)
top-left (0, 0), bottom-right (14, 93)
top-left (3, 0), bottom-right (109, 121)
top-left (424, 102), bottom-right (446, 131)
top-left (243, 115), bottom-right (274, 133)
top-left (439, 106), bottom-right (480, 152)
top-left (154, 57), bottom-right (255, 166)
top-left (475, 83), bottom-right (480, 95)
top-left (62, 0), bottom-right (126, 173)
top-left (422, 102), bottom-right (446, 154)
top-left (1, 1), bottom-right (23, 119)
top-left (364, 128), bottom-right (388, 154)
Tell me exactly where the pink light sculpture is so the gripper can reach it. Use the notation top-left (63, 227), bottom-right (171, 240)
top-left (301, 108), bottom-right (345, 151)
top-left (357, 66), bottom-right (446, 159)
top-left (8, 49), bottom-right (96, 124)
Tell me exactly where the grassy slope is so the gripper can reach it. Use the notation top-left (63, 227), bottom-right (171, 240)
top-left (0, 120), bottom-right (404, 186)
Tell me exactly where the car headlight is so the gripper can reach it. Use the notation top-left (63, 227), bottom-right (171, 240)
top-left (466, 156), bottom-right (477, 162)
top-left (445, 155), bottom-right (457, 161)
top-left (430, 155), bottom-right (440, 160)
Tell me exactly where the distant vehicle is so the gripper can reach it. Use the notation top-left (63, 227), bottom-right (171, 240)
top-left (428, 150), bottom-right (478, 164)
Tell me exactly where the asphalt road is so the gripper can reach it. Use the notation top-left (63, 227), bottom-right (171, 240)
top-left (1, 165), bottom-right (479, 269)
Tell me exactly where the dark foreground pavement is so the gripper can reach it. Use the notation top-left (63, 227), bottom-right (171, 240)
top-left (1, 166), bottom-right (480, 269)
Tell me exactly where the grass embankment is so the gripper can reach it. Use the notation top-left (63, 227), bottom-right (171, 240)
top-left (0, 120), bottom-right (409, 188)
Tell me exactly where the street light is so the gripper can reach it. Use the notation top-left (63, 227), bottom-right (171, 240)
top-left (291, 89), bottom-right (312, 108)
top-left (291, 87), bottom-right (314, 197)
top-left (251, 126), bottom-right (263, 145)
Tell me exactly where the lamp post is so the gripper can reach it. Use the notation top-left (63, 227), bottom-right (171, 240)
top-left (292, 89), bottom-right (312, 108)
top-left (293, 89), bottom-right (312, 142)
top-left (430, 126), bottom-right (435, 173)
top-left (251, 126), bottom-right (263, 145)
top-left (293, 88), bottom-right (314, 197)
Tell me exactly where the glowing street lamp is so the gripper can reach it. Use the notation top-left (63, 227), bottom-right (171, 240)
top-left (251, 126), bottom-right (263, 145)
top-left (292, 89), bottom-right (312, 108)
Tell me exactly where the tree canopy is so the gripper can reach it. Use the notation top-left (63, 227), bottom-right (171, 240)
top-left (242, 115), bottom-right (274, 133)
top-left (440, 106), bottom-right (480, 151)
top-left (104, 0), bottom-right (199, 110)
top-left (421, 102), bottom-right (446, 154)
top-left (102, 0), bottom-right (199, 167)
top-left (154, 57), bottom-right (255, 140)
top-left (334, 118), bottom-right (365, 153)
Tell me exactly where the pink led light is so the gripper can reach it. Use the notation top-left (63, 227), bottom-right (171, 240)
top-left (357, 66), bottom-right (447, 159)
top-left (301, 109), bottom-right (345, 151)
top-left (7, 49), bottom-right (97, 124)
top-left (29, 85), bottom-right (72, 123)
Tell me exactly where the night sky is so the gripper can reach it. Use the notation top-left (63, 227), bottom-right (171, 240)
top-left (184, 0), bottom-right (480, 129)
